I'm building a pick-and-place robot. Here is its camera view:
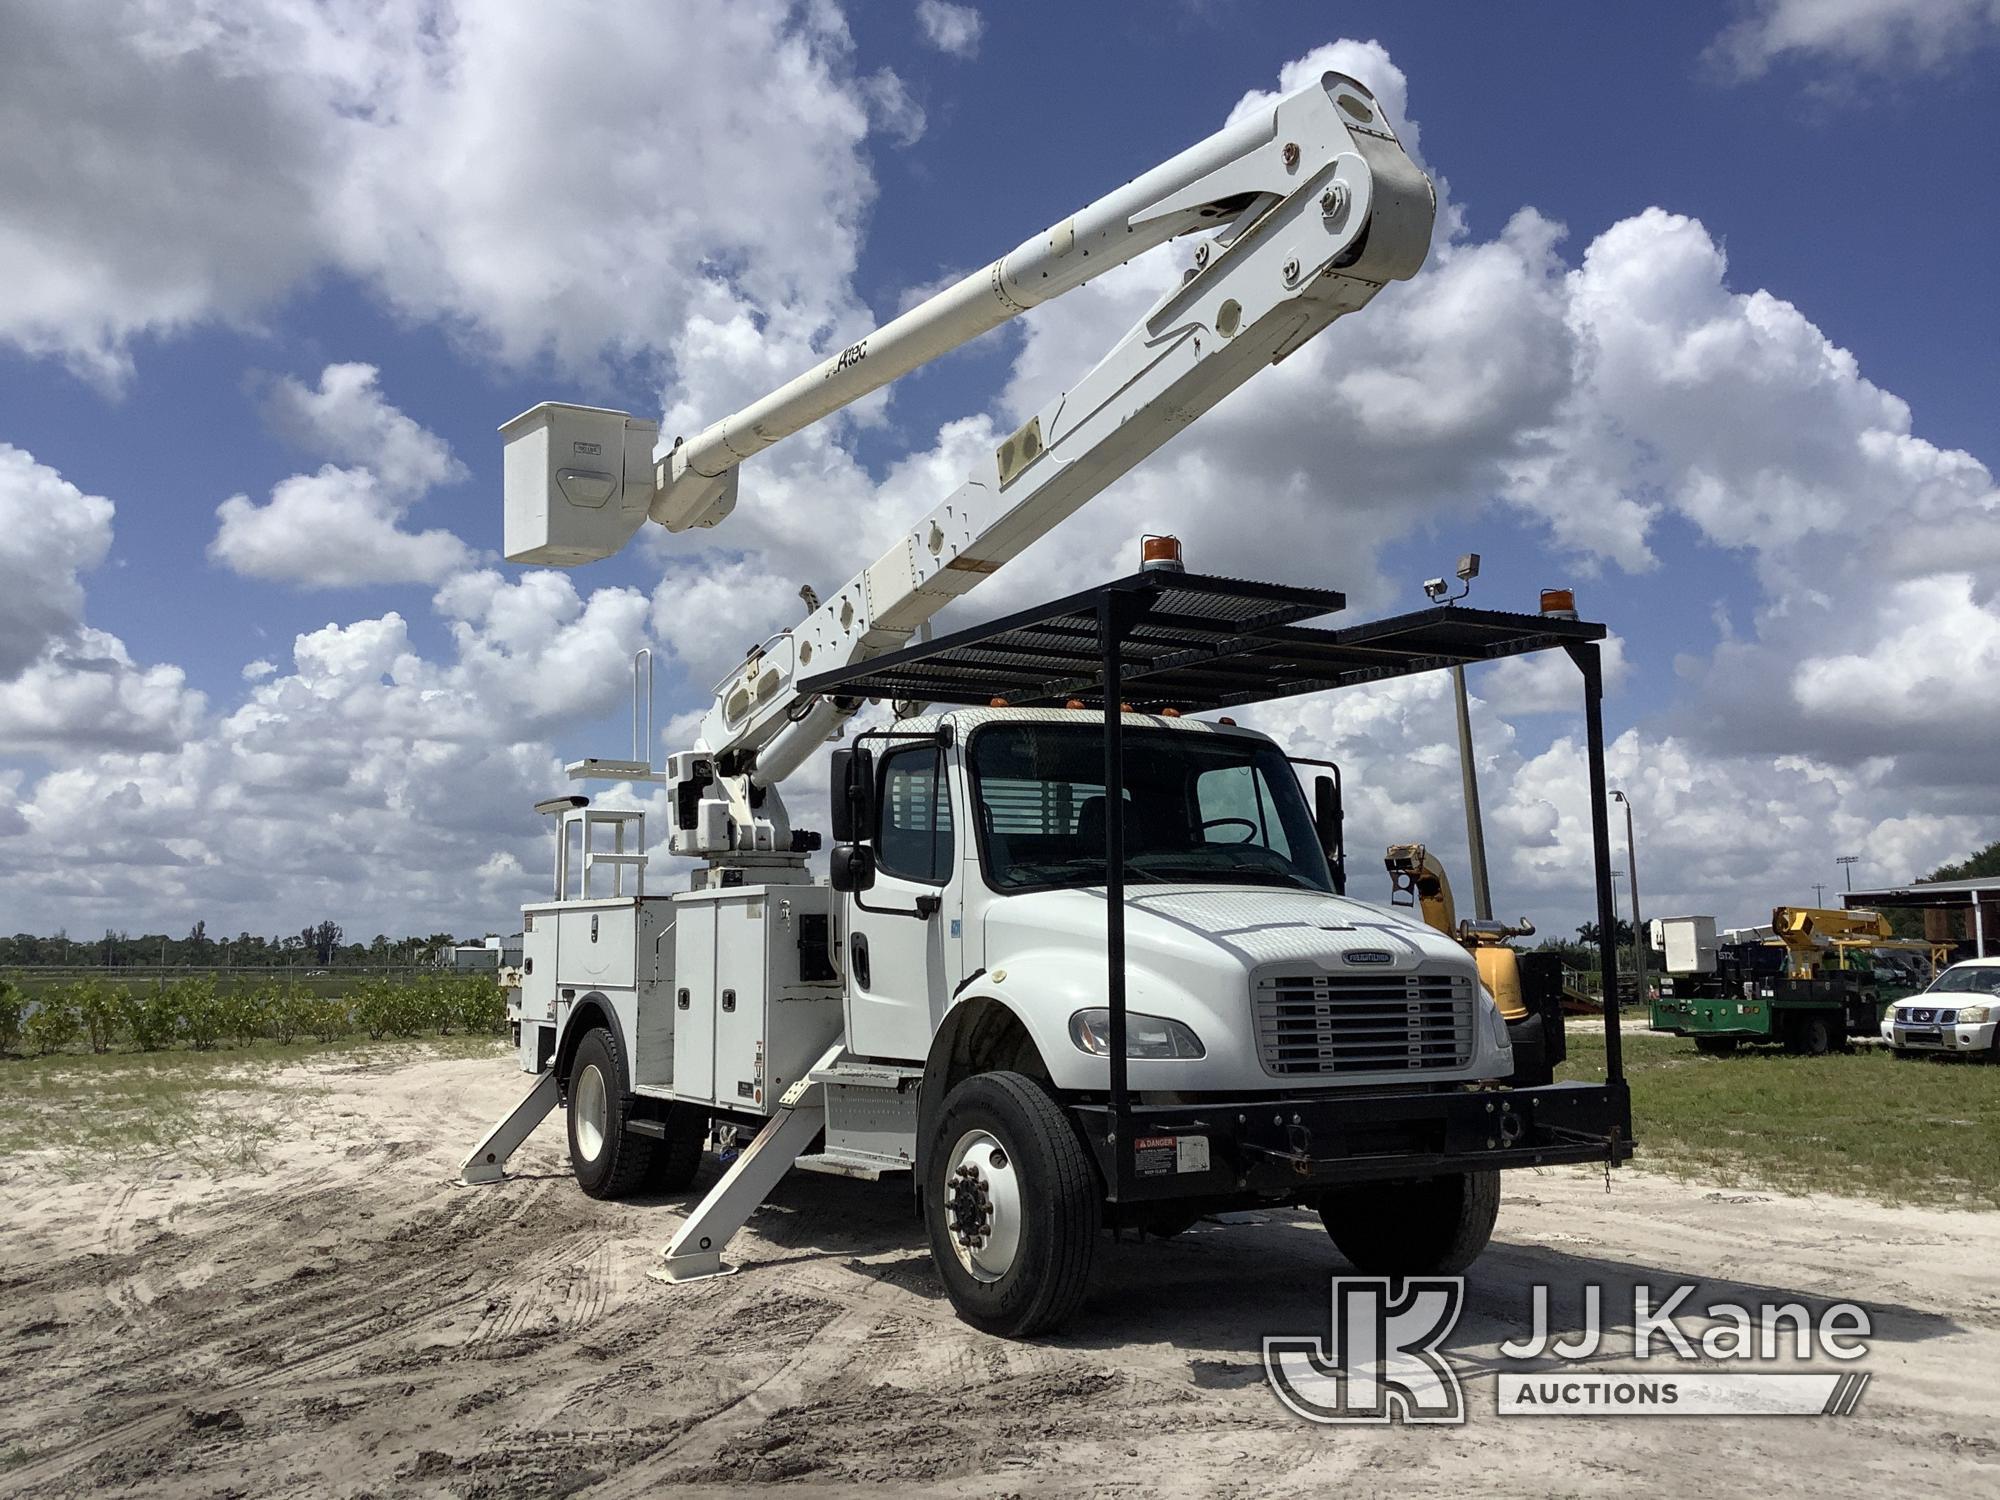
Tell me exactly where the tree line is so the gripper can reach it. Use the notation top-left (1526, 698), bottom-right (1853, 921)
top-left (0, 920), bottom-right (490, 969)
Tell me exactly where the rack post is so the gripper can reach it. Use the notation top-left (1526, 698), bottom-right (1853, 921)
top-left (1567, 641), bottom-right (1624, 1085)
top-left (1099, 594), bottom-right (1130, 1196)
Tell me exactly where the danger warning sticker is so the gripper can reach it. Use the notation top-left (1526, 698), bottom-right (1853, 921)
top-left (1133, 1134), bottom-right (1212, 1176)
top-left (1134, 1135), bottom-right (1177, 1176)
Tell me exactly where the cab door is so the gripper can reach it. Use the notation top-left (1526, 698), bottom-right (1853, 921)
top-left (846, 742), bottom-right (958, 1061)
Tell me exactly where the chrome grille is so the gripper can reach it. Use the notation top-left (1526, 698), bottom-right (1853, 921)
top-left (1254, 971), bottom-right (1476, 1076)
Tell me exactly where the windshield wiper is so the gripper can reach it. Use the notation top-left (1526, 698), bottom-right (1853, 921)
top-left (1127, 859), bottom-right (1323, 893)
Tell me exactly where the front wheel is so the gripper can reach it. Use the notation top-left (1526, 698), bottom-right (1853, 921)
top-left (1319, 1171), bottom-right (1500, 1277)
top-left (922, 1072), bottom-right (1101, 1338)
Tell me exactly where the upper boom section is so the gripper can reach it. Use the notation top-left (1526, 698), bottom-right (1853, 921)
top-left (501, 72), bottom-right (1428, 568)
top-left (649, 94), bottom-right (1315, 533)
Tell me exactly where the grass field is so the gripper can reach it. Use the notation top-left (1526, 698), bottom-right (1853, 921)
top-left (1561, 1030), bottom-right (2000, 1209)
top-left (0, 1034), bottom-right (506, 1177)
top-left (4, 1028), bottom-right (1996, 1208)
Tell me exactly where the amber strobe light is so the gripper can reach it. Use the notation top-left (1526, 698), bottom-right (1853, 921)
top-left (1140, 534), bottom-right (1185, 571)
top-left (1540, 587), bottom-right (1577, 620)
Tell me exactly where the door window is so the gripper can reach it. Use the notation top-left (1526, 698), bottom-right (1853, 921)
top-left (1193, 762), bottom-right (1296, 859)
top-left (876, 745), bottom-right (953, 885)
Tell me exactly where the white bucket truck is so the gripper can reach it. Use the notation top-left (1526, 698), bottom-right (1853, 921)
top-left (462, 73), bottom-right (1633, 1335)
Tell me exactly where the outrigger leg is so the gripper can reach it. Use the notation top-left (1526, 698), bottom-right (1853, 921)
top-left (655, 1067), bottom-right (830, 1282)
top-left (458, 1071), bottom-right (560, 1185)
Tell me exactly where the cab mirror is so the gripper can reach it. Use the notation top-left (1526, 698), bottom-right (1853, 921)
top-left (830, 747), bottom-right (875, 844)
top-left (829, 842), bottom-right (876, 894)
top-left (1314, 772), bottom-right (1347, 895)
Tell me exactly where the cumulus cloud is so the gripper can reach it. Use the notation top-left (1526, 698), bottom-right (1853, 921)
top-left (916, 0), bottom-right (984, 57)
top-left (0, 444), bottom-right (115, 679)
top-left (1527, 208), bottom-right (2000, 777)
top-left (211, 465), bottom-right (473, 588)
top-left (3, 562), bottom-right (653, 935)
top-left (259, 363), bottom-right (465, 496)
top-left (1709, 0), bottom-right (2000, 79)
top-left (0, 446), bottom-right (203, 752)
top-left (0, 628), bottom-right (205, 754)
top-left (211, 363), bottom-right (473, 587)
top-left (0, 0), bottom-right (916, 386)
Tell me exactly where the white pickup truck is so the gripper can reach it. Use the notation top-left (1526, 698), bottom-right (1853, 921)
top-left (1880, 957), bottom-right (2000, 1058)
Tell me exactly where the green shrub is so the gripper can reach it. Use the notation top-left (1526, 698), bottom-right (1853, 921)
top-left (217, 985), bottom-right (272, 1046)
top-left (304, 995), bottom-right (350, 1044)
top-left (269, 984), bottom-right (306, 1044)
top-left (350, 979), bottom-right (399, 1041)
top-left (67, 980), bottom-right (123, 1053)
top-left (173, 976), bottom-right (225, 1051)
top-left (119, 984), bottom-right (185, 1052)
top-left (453, 976), bottom-right (507, 1035)
top-left (0, 980), bottom-right (24, 1056)
top-left (24, 995), bottom-right (82, 1055)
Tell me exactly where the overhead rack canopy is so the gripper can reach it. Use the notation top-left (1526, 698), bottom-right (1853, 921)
top-left (1843, 877), bottom-right (2000, 910)
top-left (797, 569), bottom-right (1607, 712)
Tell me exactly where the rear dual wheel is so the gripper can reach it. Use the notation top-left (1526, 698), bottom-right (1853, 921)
top-left (566, 1026), bottom-right (705, 1199)
top-left (1318, 1171), bottom-right (1500, 1277)
top-left (1785, 1013), bottom-right (1835, 1057)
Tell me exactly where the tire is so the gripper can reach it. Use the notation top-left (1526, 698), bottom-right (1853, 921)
top-left (1318, 1171), bottom-right (1500, 1277)
top-left (566, 1026), bottom-right (654, 1199)
top-left (1694, 1036), bottom-right (1738, 1057)
top-left (922, 1072), bottom-right (1101, 1338)
top-left (1786, 1013), bottom-right (1833, 1057)
top-left (646, 1107), bottom-right (709, 1193)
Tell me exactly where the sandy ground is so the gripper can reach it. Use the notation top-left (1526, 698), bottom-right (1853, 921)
top-left (2, 1049), bottom-right (1997, 1499)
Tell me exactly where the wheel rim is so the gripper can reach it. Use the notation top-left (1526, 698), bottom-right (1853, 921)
top-left (942, 1129), bottom-right (1022, 1283)
top-left (574, 1062), bottom-right (609, 1162)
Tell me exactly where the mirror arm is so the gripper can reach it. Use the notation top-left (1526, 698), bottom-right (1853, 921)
top-left (853, 888), bottom-right (941, 921)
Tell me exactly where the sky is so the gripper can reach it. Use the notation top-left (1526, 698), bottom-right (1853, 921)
top-left (0, 0), bottom-right (1995, 945)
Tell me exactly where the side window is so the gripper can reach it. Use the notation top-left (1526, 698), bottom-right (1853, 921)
top-left (877, 746), bottom-right (954, 885)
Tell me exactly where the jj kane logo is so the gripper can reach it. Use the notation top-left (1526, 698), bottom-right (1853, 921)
top-left (1265, 1279), bottom-right (1466, 1424)
top-left (1266, 1278), bottom-right (1873, 1423)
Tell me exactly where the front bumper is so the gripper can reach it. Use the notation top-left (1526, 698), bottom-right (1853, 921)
top-left (1071, 1079), bottom-right (1633, 1204)
top-left (1883, 1017), bottom-right (1997, 1054)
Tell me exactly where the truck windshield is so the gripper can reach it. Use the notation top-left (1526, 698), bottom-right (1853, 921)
top-left (1927, 966), bottom-right (2000, 996)
top-left (969, 722), bottom-right (1333, 893)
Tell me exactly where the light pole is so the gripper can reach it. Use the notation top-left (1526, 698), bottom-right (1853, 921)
top-left (1609, 790), bottom-right (1645, 1006)
top-left (1837, 854), bottom-right (1859, 892)
top-left (1425, 554), bottom-right (1492, 920)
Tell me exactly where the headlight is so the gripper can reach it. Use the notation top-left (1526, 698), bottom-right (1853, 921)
top-left (1069, 1008), bottom-right (1205, 1059)
top-left (1954, 1005), bottom-right (1990, 1025)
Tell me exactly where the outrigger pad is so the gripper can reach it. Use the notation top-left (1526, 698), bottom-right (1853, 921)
top-left (458, 1071), bottom-right (560, 1185)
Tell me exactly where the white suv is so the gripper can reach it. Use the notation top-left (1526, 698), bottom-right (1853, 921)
top-left (1881, 957), bottom-right (2000, 1058)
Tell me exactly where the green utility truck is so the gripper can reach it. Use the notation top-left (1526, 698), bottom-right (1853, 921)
top-left (1649, 914), bottom-right (1886, 1057)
